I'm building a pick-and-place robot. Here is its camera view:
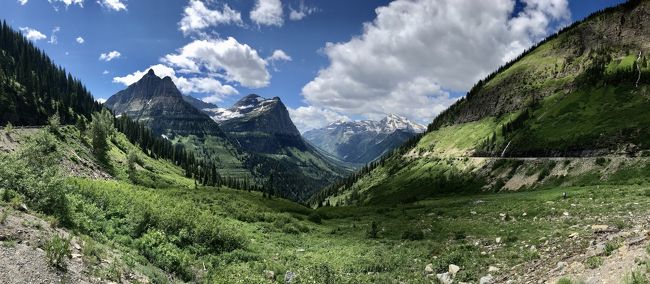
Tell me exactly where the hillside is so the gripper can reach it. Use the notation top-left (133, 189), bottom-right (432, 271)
top-left (304, 114), bottom-right (425, 165)
top-left (313, 0), bottom-right (650, 206)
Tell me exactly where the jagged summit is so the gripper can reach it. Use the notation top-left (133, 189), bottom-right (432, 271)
top-left (103, 69), bottom-right (224, 137)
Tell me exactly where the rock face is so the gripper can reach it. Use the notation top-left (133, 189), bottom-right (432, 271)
top-left (207, 94), bottom-right (305, 153)
top-left (104, 69), bottom-right (224, 138)
top-left (205, 94), bottom-right (349, 201)
top-left (303, 114), bottom-right (425, 165)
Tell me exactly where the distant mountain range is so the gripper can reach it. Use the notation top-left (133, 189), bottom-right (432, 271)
top-left (303, 114), bottom-right (426, 165)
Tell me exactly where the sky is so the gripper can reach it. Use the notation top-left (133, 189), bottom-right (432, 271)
top-left (0, 0), bottom-right (628, 132)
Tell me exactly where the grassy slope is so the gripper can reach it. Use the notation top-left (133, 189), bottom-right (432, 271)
top-left (319, 1), bottom-right (650, 206)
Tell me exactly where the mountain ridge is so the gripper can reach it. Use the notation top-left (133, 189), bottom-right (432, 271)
top-left (303, 114), bottom-right (425, 165)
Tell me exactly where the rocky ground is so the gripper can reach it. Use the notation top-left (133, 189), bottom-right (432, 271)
top-left (0, 205), bottom-right (150, 284)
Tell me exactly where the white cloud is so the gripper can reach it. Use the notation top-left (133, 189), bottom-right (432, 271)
top-left (288, 106), bottom-right (350, 133)
top-left (76, 36), bottom-right (85, 44)
top-left (250, 0), bottom-right (283, 27)
top-left (102, 70), bottom-right (109, 75)
top-left (301, 0), bottom-right (570, 123)
top-left (96, 98), bottom-right (107, 104)
top-left (289, 2), bottom-right (317, 21)
top-left (97, 0), bottom-right (126, 11)
top-left (18, 0), bottom-right (28, 5)
top-left (48, 26), bottom-right (60, 44)
top-left (179, 0), bottom-right (242, 35)
top-left (99, 50), bottom-right (121, 61)
top-left (48, 0), bottom-right (84, 9)
top-left (162, 37), bottom-right (270, 88)
top-left (267, 49), bottom-right (292, 62)
top-left (19, 27), bottom-right (46, 41)
top-left (113, 64), bottom-right (239, 102)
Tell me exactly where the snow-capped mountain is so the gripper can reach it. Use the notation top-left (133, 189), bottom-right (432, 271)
top-left (304, 114), bottom-right (426, 165)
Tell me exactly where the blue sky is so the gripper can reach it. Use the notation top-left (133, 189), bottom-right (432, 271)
top-left (0, 0), bottom-right (627, 132)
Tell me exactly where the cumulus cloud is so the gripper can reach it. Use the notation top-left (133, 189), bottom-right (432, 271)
top-left (162, 37), bottom-right (270, 88)
top-left (113, 64), bottom-right (239, 102)
top-left (102, 70), bottom-right (110, 75)
top-left (179, 0), bottom-right (242, 35)
top-left (99, 50), bottom-right (121, 61)
top-left (250, 0), bottom-right (283, 27)
top-left (19, 27), bottom-right (47, 41)
top-left (288, 106), bottom-right (350, 133)
top-left (76, 36), bottom-right (84, 44)
top-left (97, 0), bottom-right (126, 11)
top-left (48, 0), bottom-right (84, 9)
top-left (267, 49), bottom-right (292, 62)
top-left (301, 0), bottom-right (570, 123)
top-left (289, 2), bottom-right (317, 21)
top-left (18, 0), bottom-right (28, 5)
top-left (48, 26), bottom-right (60, 44)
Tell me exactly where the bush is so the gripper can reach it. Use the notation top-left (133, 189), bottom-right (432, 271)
top-left (307, 212), bottom-right (322, 224)
top-left (401, 229), bottom-right (424, 241)
top-left (367, 221), bottom-right (379, 239)
top-left (0, 208), bottom-right (8, 224)
top-left (44, 235), bottom-right (71, 271)
top-left (585, 256), bottom-right (603, 269)
top-left (137, 229), bottom-right (194, 281)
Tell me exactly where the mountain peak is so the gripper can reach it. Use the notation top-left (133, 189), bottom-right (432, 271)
top-left (147, 68), bottom-right (156, 76)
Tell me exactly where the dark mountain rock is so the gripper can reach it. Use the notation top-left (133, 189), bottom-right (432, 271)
top-left (104, 69), bottom-right (223, 138)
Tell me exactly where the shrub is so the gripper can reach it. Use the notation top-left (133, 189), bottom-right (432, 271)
top-left (401, 229), bottom-right (424, 241)
top-left (0, 208), bottom-right (8, 224)
top-left (367, 221), bottom-right (379, 239)
top-left (585, 256), bottom-right (603, 269)
top-left (137, 229), bottom-right (194, 281)
top-left (307, 212), bottom-right (322, 224)
top-left (45, 235), bottom-right (71, 271)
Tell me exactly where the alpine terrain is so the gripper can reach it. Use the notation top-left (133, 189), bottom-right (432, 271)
top-left (304, 114), bottom-right (426, 165)
top-left (5, 1), bottom-right (650, 284)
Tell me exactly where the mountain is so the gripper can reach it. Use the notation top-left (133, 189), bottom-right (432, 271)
top-left (104, 69), bottom-right (225, 138)
top-left (104, 69), bottom-right (253, 180)
top-left (182, 94), bottom-right (218, 111)
top-left (303, 114), bottom-right (425, 165)
top-left (311, 0), bottom-right (650, 206)
top-left (210, 94), bottom-right (350, 200)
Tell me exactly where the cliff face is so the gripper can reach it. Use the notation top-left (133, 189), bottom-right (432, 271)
top-left (105, 69), bottom-right (224, 138)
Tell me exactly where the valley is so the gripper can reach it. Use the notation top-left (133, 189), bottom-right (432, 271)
top-left (3, 0), bottom-right (650, 283)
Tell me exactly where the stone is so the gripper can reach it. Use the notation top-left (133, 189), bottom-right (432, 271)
top-left (18, 203), bottom-right (28, 212)
top-left (556, 261), bottom-right (567, 271)
top-left (495, 237), bottom-right (502, 244)
top-left (449, 264), bottom-right (460, 276)
top-left (425, 263), bottom-right (434, 274)
top-left (479, 274), bottom-right (494, 284)
top-left (563, 211), bottom-right (569, 216)
top-left (569, 232), bottom-right (579, 238)
top-left (284, 271), bottom-right (296, 283)
top-left (264, 270), bottom-right (275, 280)
top-left (436, 272), bottom-right (453, 284)
top-left (488, 266), bottom-right (499, 272)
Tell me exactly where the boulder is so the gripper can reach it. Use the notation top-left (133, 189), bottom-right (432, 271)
top-left (436, 272), bottom-right (453, 284)
top-left (449, 264), bottom-right (460, 276)
top-left (479, 274), bottom-right (494, 284)
top-left (284, 271), bottom-right (296, 283)
top-left (264, 270), bottom-right (275, 280)
top-left (424, 263), bottom-right (434, 274)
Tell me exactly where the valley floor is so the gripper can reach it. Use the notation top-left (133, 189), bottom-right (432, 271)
top-left (4, 183), bottom-right (650, 283)
top-left (3, 128), bottom-right (650, 283)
